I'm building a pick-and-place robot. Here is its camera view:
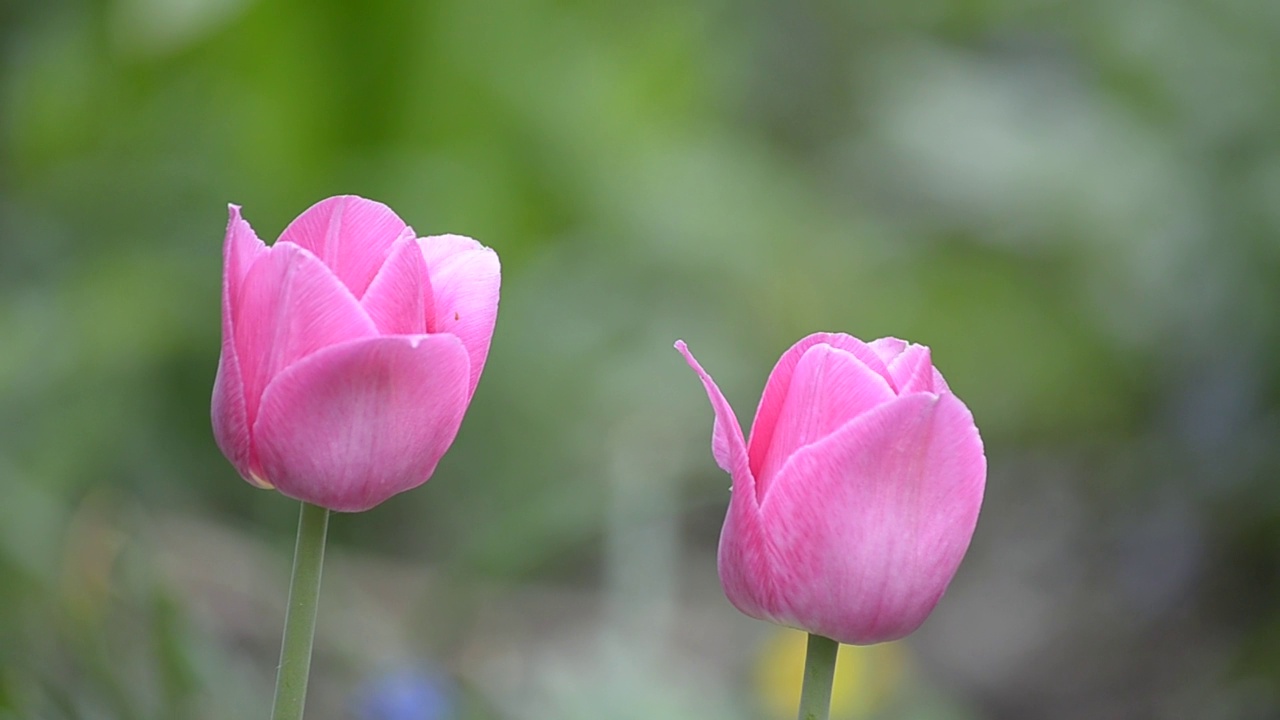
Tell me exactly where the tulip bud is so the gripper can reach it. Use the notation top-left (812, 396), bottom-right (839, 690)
top-left (212, 196), bottom-right (499, 512)
top-left (677, 334), bottom-right (985, 644)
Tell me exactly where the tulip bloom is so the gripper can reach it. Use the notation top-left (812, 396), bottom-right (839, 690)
top-left (676, 334), bottom-right (985, 645)
top-left (212, 196), bottom-right (499, 512)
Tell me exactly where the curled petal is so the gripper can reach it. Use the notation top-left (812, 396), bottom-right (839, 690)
top-left (253, 335), bottom-right (472, 512)
top-left (747, 333), bottom-right (891, 479)
top-left (752, 393), bottom-right (985, 644)
top-left (419, 235), bottom-right (500, 398)
top-left (235, 243), bottom-right (378, 430)
top-left (676, 340), bottom-right (776, 621)
top-left (752, 344), bottom-right (895, 500)
top-left (675, 341), bottom-right (751, 481)
top-left (279, 195), bottom-right (415, 298)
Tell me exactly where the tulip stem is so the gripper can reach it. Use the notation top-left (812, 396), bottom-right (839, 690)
top-left (270, 502), bottom-right (330, 720)
top-left (797, 633), bottom-right (839, 720)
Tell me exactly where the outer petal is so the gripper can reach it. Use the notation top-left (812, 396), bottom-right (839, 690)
top-left (361, 236), bottom-right (434, 335)
top-left (747, 333), bottom-right (892, 479)
top-left (750, 392), bottom-right (985, 645)
top-left (676, 341), bottom-right (778, 622)
top-left (212, 205), bottom-right (269, 486)
top-left (235, 242), bottom-right (378, 434)
top-left (278, 195), bottom-right (415, 298)
top-left (675, 341), bottom-right (751, 480)
top-left (253, 334), bottom-right (472, 512)
top-left (418, 234), bottom-right (500, 399)
top-left (752, 345), bottom-right (895, 501)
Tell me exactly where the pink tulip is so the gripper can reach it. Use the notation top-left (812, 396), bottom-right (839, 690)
top-left (212, 196), bottom-right (500, 512)
top-left (676, 334), bottom-right (985, 645)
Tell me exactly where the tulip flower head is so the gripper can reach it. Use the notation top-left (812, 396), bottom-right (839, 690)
top-left (677, 334), bottom-right (985, 645)
top-left (212, 196), bottom-right (499, 512)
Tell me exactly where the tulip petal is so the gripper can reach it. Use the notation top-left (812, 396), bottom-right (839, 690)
top-left (873, 338), bottom-right (948, 395)
top-left (279, 195), bottom-right (416, 298)
top-left (212, 206), bottom-right (270, 485)
top-left (253, 334), bottom-right (472, 512)
top-left (932, 369), bottom-right (951, 395)
top-left (361, 236), bottom-right (434, 335)
top-left (886, 343), bottom-right (936, 394)
top-left (419, 234), bottom-right (501, 398)
top-left (867, 337), bottom-right (907, 365)
top-left (235, 243), bottom-right (378, 432)
top-left (225, 205), bottom-right (268, 291)
top-left (747, 333), bottom-right (892, 481)
top-left (674, 341), bottom-right (754, 478)
top-left (212, 345), bottom-right (255, 483)
top-left (753, 344), bottom-right (896, 500)
top-left (755, 392), bottom-right (985, 644)
top-left (676, 341), bottom-right (781, 623)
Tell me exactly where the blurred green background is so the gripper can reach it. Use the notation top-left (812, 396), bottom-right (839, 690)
top-left (3, 0), bottom-right (1280, 718)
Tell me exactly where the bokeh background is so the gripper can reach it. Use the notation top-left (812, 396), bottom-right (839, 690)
top-left (3, 0), bottom-right (1280, 718)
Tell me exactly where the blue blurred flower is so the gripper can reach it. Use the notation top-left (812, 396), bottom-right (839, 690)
top-left (353, 665), bottom-right (456, 720)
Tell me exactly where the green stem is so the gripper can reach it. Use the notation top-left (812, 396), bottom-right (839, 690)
top-left (797, 633), bottom-right (839, 720)
top-left (270, 502), bottom-right (330, 720)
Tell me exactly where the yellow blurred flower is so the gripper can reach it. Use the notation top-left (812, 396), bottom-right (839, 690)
top-left (755, 628), bottom-right (908, 719)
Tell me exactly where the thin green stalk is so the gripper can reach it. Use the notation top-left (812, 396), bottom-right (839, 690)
top-left (270, 502), bottom-right (330, 720)
top-left (797, 633), bottom-right (839, 720)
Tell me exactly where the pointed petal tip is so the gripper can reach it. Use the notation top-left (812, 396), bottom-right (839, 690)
top-left (676, 341), bottom-right (719, 383)
top-left (675, 340), bottom-right (701, 369)
top-left (225, 204), bottom-right (247, 230)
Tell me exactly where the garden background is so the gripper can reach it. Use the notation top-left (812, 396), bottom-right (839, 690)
top-left (3, 0), bottom-right (1280, 717)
